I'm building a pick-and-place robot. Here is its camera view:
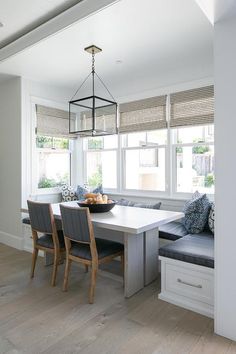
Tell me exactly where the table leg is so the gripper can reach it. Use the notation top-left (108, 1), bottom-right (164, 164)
top-left (144, 228), bottom-right (159, 286)
top-left (124, 232), bottom-right (144, 298)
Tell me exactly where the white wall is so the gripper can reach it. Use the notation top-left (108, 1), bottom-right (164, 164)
top-left (214, 15), bottom-right (236, 340)
top-left (0, 77), bottom-right (22, 249)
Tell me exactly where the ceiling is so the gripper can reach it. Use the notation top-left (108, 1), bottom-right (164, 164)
top-left (0, 0), bottom-right (82, 48)
top-left (0, 0), bottom-right (213, 99)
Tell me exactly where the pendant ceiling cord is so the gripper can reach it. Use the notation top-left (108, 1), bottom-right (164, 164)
top-left (70, 48), bottom-right (116, 102)
top-left (92, 50), bottom-right (95, 96)
top-left (70, 71), bottom-right (91, 101)
top-left (94, 72), bottom-right (116, 102)
top-left (68, 44), bottom-right (118, 137)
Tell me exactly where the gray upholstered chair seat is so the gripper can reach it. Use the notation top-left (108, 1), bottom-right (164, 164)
top-left (159, 221), bottom-right (188, 241)
top-left (36, 230), bottom-right (65, 249)
top-left (70, 238), bottom-right (124, 260)
top-left (159, 234), bottom-right (214, 268)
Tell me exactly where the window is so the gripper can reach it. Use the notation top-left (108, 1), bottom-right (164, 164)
top-left (34, 104), bottom-right (73, 190)
top-left (172, 125), bottom-right (214, 194)
top-left (81, 86), bottom-right (214, 197)
top-left (83, 135), bottom-right (118, 189)
top-left (36, 136), bottom-right (71, 189)
top-left (122, 130), bottom-right (167, 192)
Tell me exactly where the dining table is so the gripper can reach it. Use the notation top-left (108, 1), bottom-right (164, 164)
top-left (51, 201), bottom-right (184, 298)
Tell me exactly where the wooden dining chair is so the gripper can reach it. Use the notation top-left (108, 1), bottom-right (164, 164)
top-left (60, 204), bottom-right (124, 304)
top-left (27, 200), bottom-right (65, 286)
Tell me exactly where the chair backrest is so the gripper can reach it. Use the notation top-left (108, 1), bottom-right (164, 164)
top-left (27, 200), bottom-right (53, 234)
top-left (60, 205), bottom-right (92, 243)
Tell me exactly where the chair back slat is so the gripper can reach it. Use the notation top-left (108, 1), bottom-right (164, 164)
top-left (60, 205), bottom-right (91, 243)
top-left (27, 200), bottom-right (52, 234)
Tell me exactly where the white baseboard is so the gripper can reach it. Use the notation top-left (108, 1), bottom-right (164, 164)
top-left (0, 230), bottom-right (24, 250)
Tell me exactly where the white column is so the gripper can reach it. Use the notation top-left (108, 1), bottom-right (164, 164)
top-left (214, 15), bottom-right (236, 340)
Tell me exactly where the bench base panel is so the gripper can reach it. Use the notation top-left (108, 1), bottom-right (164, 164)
top-left (159, 256), bottom-right (214, 318)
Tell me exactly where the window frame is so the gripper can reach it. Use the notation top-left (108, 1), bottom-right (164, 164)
top-left (83, 136), bottom-right (119, 193)
top-left (171, 139), bottom-right (214, 199)
top-left (121, 142), bottom-right (169, 196)
top-left (31, 100), bottom-right (73, 194)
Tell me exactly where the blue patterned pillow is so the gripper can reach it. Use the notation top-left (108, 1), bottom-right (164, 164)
top-left (76, 185), bottom-right (103, 200)
top-left (182, 191), bottom-right (211, 234)
top-left (208, 203), bottom-right (215, 234)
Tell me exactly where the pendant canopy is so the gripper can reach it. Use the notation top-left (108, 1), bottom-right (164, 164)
top-left (69, 45), bottom-right (118, 137)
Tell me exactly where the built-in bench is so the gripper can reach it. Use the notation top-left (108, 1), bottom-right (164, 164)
top-left (158, 221), bottom-right (214, 318)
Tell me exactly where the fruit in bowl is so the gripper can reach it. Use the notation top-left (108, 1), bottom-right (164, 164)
top-left (77, 193), bottom-right (116, 213)
top-left (83, 193), bottom-right (113, 205)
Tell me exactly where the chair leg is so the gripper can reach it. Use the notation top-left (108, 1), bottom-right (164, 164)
top-left (51, 252), bottom-right (59, 287)
top-left (85, 265), bottom-right (89, 273)
top-left (30, 248), bottom-right (38, 278)
top-left (63, 258), bottom-right (72, 292)
top-left (89, 266), bottom-right (97, 304)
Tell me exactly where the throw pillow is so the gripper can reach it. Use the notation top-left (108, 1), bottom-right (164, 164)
top-left (182, 191), bottom-right (211, 234)
top-left (117, 198), bottom-right (161, 209)
top-left (76, 185), bottom-right (104, 200)
top-left (208, 203), bottom-right (215, 234)
top-left (61, 184), bottom-right (77, 202)
top-left (117, 198), bottom-right (135, 206)
top-left (132, 202), bottom-right (161, 209)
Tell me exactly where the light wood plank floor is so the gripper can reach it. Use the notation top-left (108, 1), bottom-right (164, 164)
top-left (0, 243), bottom-right (235, 354)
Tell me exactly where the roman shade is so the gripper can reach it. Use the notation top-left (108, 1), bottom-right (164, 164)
top-left (119, 95), bottom-right (167, 133)
top-left (36, 104), bottom-right (76, 138)
top-left (170, 85), bottom-right (214, 128)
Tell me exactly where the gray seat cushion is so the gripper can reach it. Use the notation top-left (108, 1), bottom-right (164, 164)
top-left (36, 230), bottom-right (65, 249)
top-left (70, 238), bottom-right (124, 260)
top-left (159, 233), bottom-right (214, 268)
top-left (22, 217), bottom-right (31, 225)
top-left (159, 221), bottom-right (188, 241)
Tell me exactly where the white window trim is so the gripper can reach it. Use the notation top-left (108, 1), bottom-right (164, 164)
top-left (121, 144), bottom-right (168, 195)
top-left (30, 97), bottom-right (73, 195)
top-left (83, 146), bottom-right (119, 193)
top-left (171, 141), bottom-right (214, 199)
top-left (82, 126), bottom-right (214, 200)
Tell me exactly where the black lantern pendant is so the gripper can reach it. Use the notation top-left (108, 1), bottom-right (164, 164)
top-left (69, 45), bottom-right (118, 137)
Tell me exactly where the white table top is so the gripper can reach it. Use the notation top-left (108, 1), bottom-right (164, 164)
top-left (52, 202), bottom-right (184, 234)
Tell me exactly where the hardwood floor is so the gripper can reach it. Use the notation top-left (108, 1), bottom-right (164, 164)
top-left (0, 243), bottom-right (235, 354)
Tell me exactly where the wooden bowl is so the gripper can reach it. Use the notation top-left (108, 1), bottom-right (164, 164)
top-left (77, 200), bottom-right (116, 213)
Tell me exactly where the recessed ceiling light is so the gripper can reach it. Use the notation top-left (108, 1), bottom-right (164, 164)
top-left (116, 60), bottom-right (123, 64)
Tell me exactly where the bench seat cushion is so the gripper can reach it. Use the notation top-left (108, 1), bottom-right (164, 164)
top-left (159, 221), bottom-right (188, 241)
top-left (159, 233), bottom-right (214, 268)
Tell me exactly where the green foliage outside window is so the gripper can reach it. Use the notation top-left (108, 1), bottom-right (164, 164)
top-left (204, 173), bottom-right (214, 188)
top-left (36, 136), bottom-right (69, 149)
top-left (38, 173), bottom-right (69, 188)
top-left (192, 146), bottom-right (209, 154)
top-left (88, 138), bottom-right (103, 150)
top-left (88, 166), bottom-right (102, 188)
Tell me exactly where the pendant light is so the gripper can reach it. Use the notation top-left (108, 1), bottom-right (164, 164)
top-left (69, 45), bottom-right (118, 137)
